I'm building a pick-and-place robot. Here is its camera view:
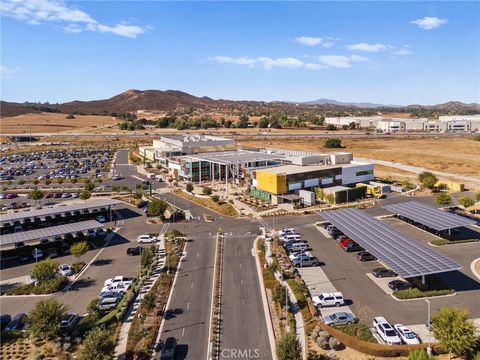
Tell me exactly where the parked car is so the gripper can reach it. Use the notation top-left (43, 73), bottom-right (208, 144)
top-left (58, 264), bottom-right (73, 276)
top-left (32, 248), bottom-right (43, 260)
top-left (96, 215), bottom-right (106, 223)
top-left (98, 297), bottom-right (120, 311)
top-left (96, 228), bottom-right (106, 237)
top-left (388, 280), bottom-right (412, 291)
top-left (5, 313), bottom-right (26, 331)
top-left (127, 246), bottom-right (144, 256)
top-left (101, 281), bottom-right (131, 294)
top-left (291, 255), bottom-right (320, 267)
top-left (312, 292), bottom-right (345, 308)
top-left (104, 276), bottom-right (133, 287)
top-left (99, 291), bottom-right (123, 300)
top-left (373, 317), bottom-right (402, 345)
top-left (323, 312), bottom-right (357, 327)
top-left (356, 251), bottom-right (376, 262)
top-left (47, 248), bottom-right (58, 258)
top-left (137, 234), bottom-right (156, 243)
top-left (372, 268), bottom-right (397, 278)
top-left (340, 241), bottom-right (364, 252)
top-left (0, 314), bottom-right (12, 330)
top-left (160, 337), bottom-right (177, 360)
top-left (394, 324), bottom-right (421, 344)
top-left (87, 229), bottom-right (96, 238)
top-left (60, 312), bottom-right (80, 329)
top-left (285, 242), bottom-right (310, 253)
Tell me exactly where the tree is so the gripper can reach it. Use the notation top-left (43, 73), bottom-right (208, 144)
top-left (326, 124), bottom-right (337, 131)
top-left (28, 299), bottom-right (67, 339)
top-left (211, 194), bottom-right (220, 203)
top-left (432, 307), bottom-right (477, 358)
top-left (324, 138), bottom-right (342, 148)
top-left (86, 298), bottom-right (102, 321)
top-left (186, 183), bottom-right (194, 193)
top-left (80, 189), bottom-right (92, 202)
top-left (459, 196), bottom-right (475, 208)
top-left (435, 193), bottom-right (451, 206)
top-left (70, 241), bottom-right (89, 263)
top-left (31, 258), bottom-right (59, 282)
top-left (148, 198), bottom-right (168, 217)
top-left (276, 330), bottom-right (302, 360)
top-left (418, 172), bottom-right (438, 189)
top-left (79, 326), bottom-right (115, 360)
top-left (202, 187), bottom-right (212, 196)
top-left (258, 117), bottom-right (270, 128)
top-left (29, 188), bottom-right (44, 201)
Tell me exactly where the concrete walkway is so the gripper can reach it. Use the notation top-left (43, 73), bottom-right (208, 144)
top-left (114, 238), bottom-right (166, 360)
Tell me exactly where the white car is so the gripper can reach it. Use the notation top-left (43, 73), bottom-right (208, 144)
top-left (373, 317), bottom-right (402, 345)
top-left (104, 275), bottom-right (132, 287)
top-left (112, 175), bottom-right (121, 181)
top-left (58, 264), bottom-right (73, 276)
top-left (137, 234), bottom-right (156, 243)
top-left (312, 292), bottom-right (345, 308)
top-left (288, 251), bottom-right (312, 261)
top-left (394, 324), bottom-right (421, 344)
top-left (101, 281), bottom-right (131, 294)
top-left (279, 228), bottom-right (296, 237)
top-left (32, 248), bottom-right (43, 260)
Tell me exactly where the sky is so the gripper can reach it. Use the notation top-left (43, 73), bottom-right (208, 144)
top-left (1, 1), bottom-right (479, 105)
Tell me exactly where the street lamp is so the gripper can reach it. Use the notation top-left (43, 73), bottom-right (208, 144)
top-left (425, 299), bottom-right (432, 356)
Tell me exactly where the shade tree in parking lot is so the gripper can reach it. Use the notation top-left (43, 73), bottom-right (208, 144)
top-left (148, 198), bottom-right (168, 217)
top-left (27, 299), bottom-right (68, 339)
top-left (435, 193), bottom-right (452, 206)
top-left (431, 307), bottom-right (477, 358)
top-left (418, 172), bottom-right (438, 190)
top-left (31, 258), bottom-right (59, 282)
top-left (78, 326), bottom-right (115, 360)
top-left (84, 180), bottom-right (95, 192)
top-left (80, 189), bottom-right (92, 202)
top-left (276, 330), bottom-right (302, 360)
top-left (70, 241), bottom-right (89, 264)
top-left (28, 188), bottom-right (43, 203)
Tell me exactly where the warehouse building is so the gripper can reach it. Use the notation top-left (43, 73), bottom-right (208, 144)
top-left (324, 116), bottom-right (383, 128)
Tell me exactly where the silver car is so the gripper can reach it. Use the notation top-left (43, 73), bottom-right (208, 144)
top-left (323, 312), bottom-right (357, 326)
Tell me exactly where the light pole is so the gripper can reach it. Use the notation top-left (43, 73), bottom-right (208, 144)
top-left (425, 299), bottom-right (432, 356)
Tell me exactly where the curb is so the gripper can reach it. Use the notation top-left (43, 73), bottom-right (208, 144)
top-left (470, 258), bottom-right (480, 281)
top-left (390, 291), bottom-right (458, 302)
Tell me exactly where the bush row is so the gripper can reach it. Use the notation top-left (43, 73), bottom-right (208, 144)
top-left (3, 277), bottom-right (69, 295)
top-left (393, 288), bottom-right (454, 299)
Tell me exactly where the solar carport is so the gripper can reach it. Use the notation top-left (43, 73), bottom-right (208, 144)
top-left (321, 208), bottom-right (461, 283)
top-left (0, 220), bottom-right (104, 248)
top-left (383, 201), bottom-right (477, 234)
top-left (0, 199), bottom-right (121, 225)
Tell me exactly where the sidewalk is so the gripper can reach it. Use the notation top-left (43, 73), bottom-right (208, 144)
top-left (114, 238), bottom-right (166, 360)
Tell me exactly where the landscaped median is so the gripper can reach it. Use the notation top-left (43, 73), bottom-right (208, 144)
top-left (174, 189), bottom-right (238, 217)
top-left (208, 230), bottom-right (224, 360)
top-left (430, 238), bottom-right (479, 246)
top-left (392, 275), bottom-right (455, 300)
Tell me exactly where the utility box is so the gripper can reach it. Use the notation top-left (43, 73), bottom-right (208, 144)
top-left (298, 190), bottom-right (316, 206)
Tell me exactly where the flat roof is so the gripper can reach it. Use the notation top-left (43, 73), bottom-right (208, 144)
top-left (176, 150), bottom-right (284, 165)
top-left (321, 208), bottom-right (461, 278)
top-left (382, 201), bottom-right (477, 231)
top-left (0, 220), bottom-right (104, 247)
top-left (0, 199), bottom-right (121, 224)
top-left (258, 164), bottom-right (339, 175)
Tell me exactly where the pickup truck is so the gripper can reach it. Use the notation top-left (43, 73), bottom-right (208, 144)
top-left (104, 276), bottom-right (133, 287)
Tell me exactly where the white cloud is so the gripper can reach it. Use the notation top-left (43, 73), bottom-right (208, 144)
top-left (317, 54), bottom-right (369, 69)
top-left (347, 43), bottom-right (388, 52)
top-left (0, 0), bottom-right (147, 38)
top-left (211, 56), bottom-right (256, 66)
top-left (294, 36), bottom-right (335, 48)
top-left (257, 57), bottom-right (304, 70)
top-left (392, 47), bottom-right (412, 56)
top-left (294, 36), bottom-right (322, 46)
top-left (350, 55), bottom-right (369, 62)
top-left (0, 65), bottom-right (16, 79)
top-left (411, 16), bottom-right (448, 30)
top-left (304, 63), bottom-right (326, 70)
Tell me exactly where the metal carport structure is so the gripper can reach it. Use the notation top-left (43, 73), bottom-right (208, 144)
top-left (0, 220), bottom-right (104, 248)
top-left (0, 199), bottom-right (121, 225)
top-left (382, 201), bottom-right (477, 233)
top-left (321, 208), bottom-right (461, 282)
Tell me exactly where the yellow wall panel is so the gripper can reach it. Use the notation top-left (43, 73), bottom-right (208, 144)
top-left (256, 171), bottom-right (286, 194)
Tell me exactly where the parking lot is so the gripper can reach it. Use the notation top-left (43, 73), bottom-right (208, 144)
top-left (0, 148), bottom-right (113, 181)
top-left (264, 213), bottom-right (480, 330)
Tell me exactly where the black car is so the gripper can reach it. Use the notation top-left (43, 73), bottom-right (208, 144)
top-left (388, 280), bottom-right (412, 291)
top-left (372, 268), bottom-right (397, 278)
top-left (0, 314), bottom-right (11, 330)
top-left (160, 337), bottom-right (177, 360)
top-left (342, 242), bottom-right (364, 252)
top-left (356, 251), bottom-right (376, 262)
top-left (127, 246), bottom-right (144, 256)
top-left (5, 313), bottom-right (26, 331)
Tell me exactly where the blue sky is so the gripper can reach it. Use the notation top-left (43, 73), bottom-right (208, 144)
top-left (1, 1), bottom-right (479, 105)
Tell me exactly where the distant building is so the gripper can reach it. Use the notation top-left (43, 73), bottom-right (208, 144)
top-left (324, 116), bottom-right (383, 128)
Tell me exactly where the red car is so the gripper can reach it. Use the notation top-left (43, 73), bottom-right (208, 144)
top-left (43, 193), bottom-right (52, 198)
top-left (6, 193), bottom-right (17, 199)
top-left (338, 239), bottom-right (353, 247)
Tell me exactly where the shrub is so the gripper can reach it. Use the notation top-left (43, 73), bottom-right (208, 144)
top-left (28, 299), bottom-right (67, 339)
top-left (473, 134), bottom-right (480, 141)
top-left (186, 183), bottom-right (193, 193)
top-left (418, 172), bottom-right (438, 190)
top-left (338, 322), bottom-right (377, 343)
top-left (408, 350), bottom-right (438, 360)
top-left (435, 193), bottom-right (451, 206)
top-left (211, 194), bottom-right (220, 203)
top-left (324, 138), bottom-right (342, 148)
top-left (393, 288), bottom-right (454, 299)
top-left (459, 196), bottom-right (475, 208)
top-left (202, 187), bottom-right (212, 196)
top-left (276, 330), bottom-right (302, 360)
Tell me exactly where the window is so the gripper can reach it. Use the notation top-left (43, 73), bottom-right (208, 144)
top-left (356, 170), bottom-right (373, 176)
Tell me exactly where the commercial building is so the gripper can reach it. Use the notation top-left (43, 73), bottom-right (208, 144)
top-left (324, 116), bottom-right (383, 128)
top-left (250, 153), bottom-right (374, 204)
top-left (376, 120), bottom-right (405, 132)
top-left (153, 135), bottom-right (236, 165)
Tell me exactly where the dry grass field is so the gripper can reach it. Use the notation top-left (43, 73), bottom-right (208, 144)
top-left (239, 137), bottom-right (480, 178)
top-left (0, 112), bottom-right (117, 134)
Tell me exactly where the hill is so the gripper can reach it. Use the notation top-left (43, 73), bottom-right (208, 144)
top-left (1, 89), bottom-right (479, 117)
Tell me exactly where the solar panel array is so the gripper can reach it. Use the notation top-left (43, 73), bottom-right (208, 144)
top-left (382, 201), bottom-right (476, 231)
top-left (321, 208), bottom-right (461, 278)
top-left (0, 199), bottom-right (121, 223)
top-left (0, 220), bottom-right (104, 246)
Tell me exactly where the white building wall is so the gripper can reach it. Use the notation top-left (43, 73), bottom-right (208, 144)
top-left (324, 116), bottom-right (382, 128)
top-left (341, 163), bottom-right (374, 185)
top-left (377, 120), bottom-right (405, 132)
top-left (439, 115), bottom-right (480, 122)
